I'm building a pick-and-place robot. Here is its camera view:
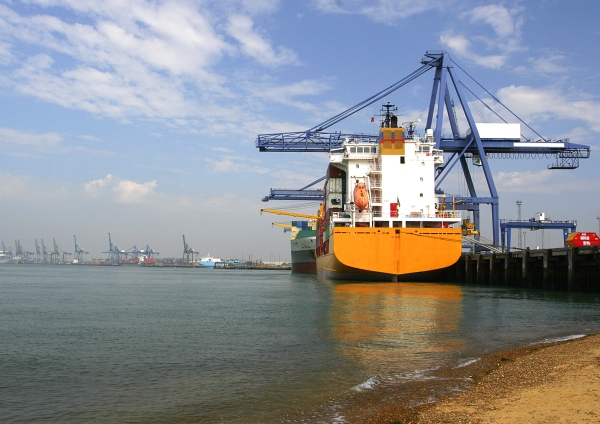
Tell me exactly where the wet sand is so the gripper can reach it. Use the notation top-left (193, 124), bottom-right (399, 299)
top-left (357, 333), bottom-right (600, 423)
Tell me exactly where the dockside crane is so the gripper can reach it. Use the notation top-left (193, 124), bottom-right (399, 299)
top-left (35, 239), bottom-right (41, 261)
top-left (18, 240), bottom-right (33, 261)
top-left (182, 235), bottom-right (195, 263)
top-left (256, 50), bottom-right (590, 247)
top-left (15, 239), bottom-right (23, 258)
top-left (52, 238), bottom-right (71, 263)
top-left (41, 239), bottom-right (49, 263)
top-left (73, 235), bottom-right (88, 262)
top-left (105, 233), bottom-right (124, 264)
top-left (1, 241), bottom-right (11, 256)
top-left (139, 245), bottom-right (159, 258)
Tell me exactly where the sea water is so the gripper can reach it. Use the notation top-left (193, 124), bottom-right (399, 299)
top-left (1, 265), bottom-right (599, 422)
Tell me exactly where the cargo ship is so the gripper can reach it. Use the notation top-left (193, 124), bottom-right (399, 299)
top-left (315, 103), bottom-right (463, 281)
top-left (199, 255), bottom-right (223, 268)
top-left (0, 253), bottom-right (19, 264)
top-left (262, 212), bottom-right (319, 274)
top-left (289, 221), bottom-right (317, 273)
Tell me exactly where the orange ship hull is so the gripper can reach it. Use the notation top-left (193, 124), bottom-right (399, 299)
top-left (316, 227), bottom-right (462, 281)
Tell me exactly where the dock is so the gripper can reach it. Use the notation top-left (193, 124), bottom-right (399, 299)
top-left (448, 246), bottom-right (600, 293)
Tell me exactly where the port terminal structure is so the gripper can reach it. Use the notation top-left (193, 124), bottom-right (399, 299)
top-left (500, 218), bottom-right (577, 252)
top-left (256, 50), bottom-right (590, 249)
top-left (104, 233), bottom-right (159, 265)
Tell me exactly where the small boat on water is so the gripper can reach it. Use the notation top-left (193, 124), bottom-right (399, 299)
top-left (315, 103), bottom-right (463, 281)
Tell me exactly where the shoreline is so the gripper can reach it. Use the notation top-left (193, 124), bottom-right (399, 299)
top-left (353, 333), bottom-right (600, 423)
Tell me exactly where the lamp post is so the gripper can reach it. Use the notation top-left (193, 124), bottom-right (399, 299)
top-left (597, 216), bottom-right (600, 235)
top-left (517, 200), bottom-right (523, 249)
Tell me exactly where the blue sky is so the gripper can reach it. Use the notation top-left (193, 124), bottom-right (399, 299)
top-left (1, 0), bottom-right (599, 259)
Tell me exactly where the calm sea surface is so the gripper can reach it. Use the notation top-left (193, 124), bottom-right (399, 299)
top-left (1, 265), bottom-right (599, 423)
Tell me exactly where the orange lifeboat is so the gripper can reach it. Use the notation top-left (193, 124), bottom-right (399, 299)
top-left (353, 182), bottom-right (369, 211)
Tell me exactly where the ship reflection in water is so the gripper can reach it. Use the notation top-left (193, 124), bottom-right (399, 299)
top-left (329, 282), bottom-right (466, 376)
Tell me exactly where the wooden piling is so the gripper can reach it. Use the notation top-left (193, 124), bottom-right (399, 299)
top-left (452, 246), bottom-right (600, 293)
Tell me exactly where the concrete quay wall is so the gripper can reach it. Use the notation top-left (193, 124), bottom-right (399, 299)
top-left (449, 246), bottom-right (600, 293)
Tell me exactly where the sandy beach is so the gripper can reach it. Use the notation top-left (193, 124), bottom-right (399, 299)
top-left (358, 333), bottom-right (600, 423)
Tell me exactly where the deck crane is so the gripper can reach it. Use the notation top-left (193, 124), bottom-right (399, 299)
top-left (272, 222), bottom-right (294, 232)
top-left (73, 235), bottom-right (88, 262)
top-left (256, 50), bottom-right (590, 247)
top-left (260, 208), bottom-right (321, 220)
top-left (182, 235), bottom-right (195, 263)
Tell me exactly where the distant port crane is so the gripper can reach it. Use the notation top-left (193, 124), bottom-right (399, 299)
top-left (105, 233), bottom-right (125, 264)
top-left (35, 239), bottom-right (41, 261)
top-left (256, 50), bottom-right (590, 247)
top-left (73, 235), bottom-right (89, 262)
top-left (41, 239), bottom-right (49, 263)
top-left (182, 235), bottom-right (196, 263)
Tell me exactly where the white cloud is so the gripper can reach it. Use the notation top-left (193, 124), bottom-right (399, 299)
top-left (247, 79), bottom-right (333, 111)
top-left (0, 126), bottom-right (114, 155)
top-left (113, 179), bottom-right (157, 203)
top-left (440, 33), bottom-right (507, 69)
top-left (495, 170), bottom-right (596, 194)
top-left (312, 0), bottom-right (451, 24)
top-left (0, 172), bottom-right (71, 201)
top-left (239, 0), bottom-right (281, 15)
top-left (0, 127), bottom-right (63, 151)
top-left (0, 1), bottom-right (301, 126)
top-left (440, 5), bottom-right (524, 69)
top-left (204, 154), bottom-right (269, 174)
top-left (84, 174), bottom-right (114, 196)
top-left (225, 14), bottom-right (298, 66)
top-left (514, 54), bottom-right (570, 76)
top-left (496, 85), bottom-right (600, 133)
top-left (467, 5), bottom-right (522, 41)
top-left (84, 174), bottom-right (157, 203)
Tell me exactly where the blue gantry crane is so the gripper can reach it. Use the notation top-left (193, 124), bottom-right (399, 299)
top-left (256, 50), bottom-right (590, 247)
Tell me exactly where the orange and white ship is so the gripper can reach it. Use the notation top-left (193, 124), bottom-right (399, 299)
top-left (316, 103), bottom-right (463, 281)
